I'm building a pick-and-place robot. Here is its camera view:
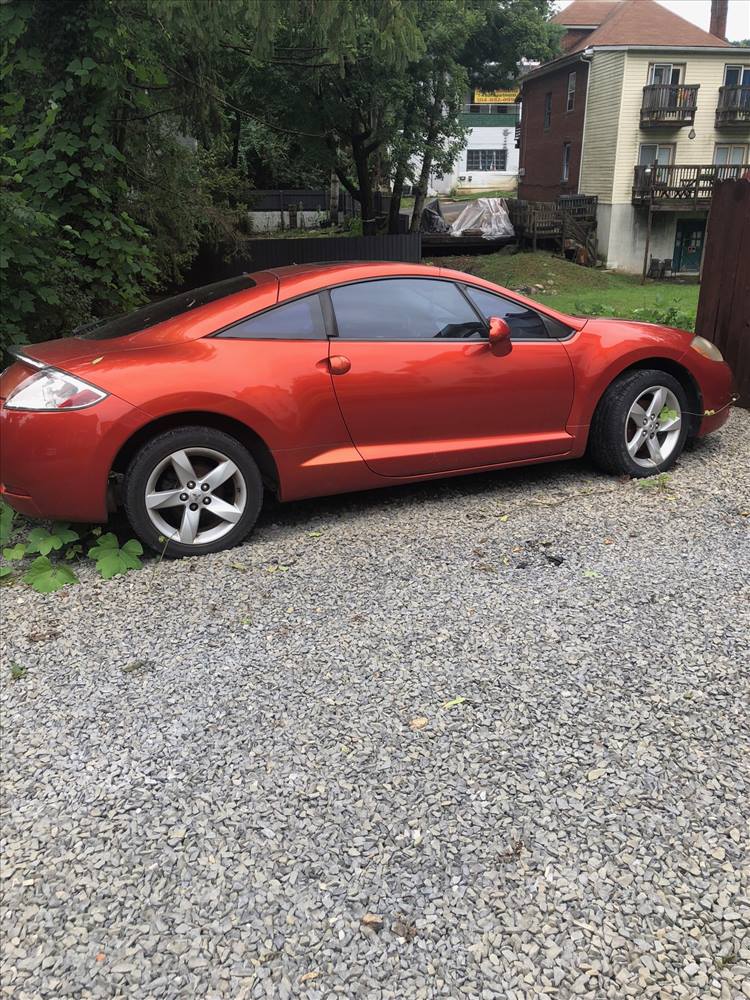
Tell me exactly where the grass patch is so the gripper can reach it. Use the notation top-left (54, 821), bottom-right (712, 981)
top-left (448, 188), bottom-right (517, 202)
top-left (434, 250), bottom-right (699, 328)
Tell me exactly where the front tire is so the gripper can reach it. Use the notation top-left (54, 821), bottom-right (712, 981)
top-left (589, 369), bottom-right (689, 477)
top-left (124, 427), bottom-right (263, 557)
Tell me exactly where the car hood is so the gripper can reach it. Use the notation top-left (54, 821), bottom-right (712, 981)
top-left (580, 317), bottom-right (694, 341)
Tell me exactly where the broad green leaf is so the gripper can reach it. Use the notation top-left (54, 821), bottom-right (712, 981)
top-left (2, 543), bottom-right (26, 561)
top-left (26, 524), bottom-right (78, 555)
top-left (86, 531), bottom-right (120, 559)
top-left (658, 406), bottom-right (678, 423)
top-left (23, 556), bottom-right (78, 593)
top-left (0, 566), bottom-right (13, 580)
top-left (89, 534), bottom-right (143, 578)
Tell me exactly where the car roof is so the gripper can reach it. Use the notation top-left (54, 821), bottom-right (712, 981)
top-left (266, 260), bottom-right (441, 298)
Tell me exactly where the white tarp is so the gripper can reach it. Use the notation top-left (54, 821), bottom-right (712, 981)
top-left (449, 198), bottom-right (514, 240)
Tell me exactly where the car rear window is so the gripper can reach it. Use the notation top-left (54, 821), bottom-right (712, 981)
top-left (75, 275), bottom-right (256, 340)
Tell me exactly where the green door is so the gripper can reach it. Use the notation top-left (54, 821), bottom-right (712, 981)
top-left (673, 219), bottom-right (706, 273)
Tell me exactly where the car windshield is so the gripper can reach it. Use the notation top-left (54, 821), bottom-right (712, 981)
top-left (75, 275), bottom-right (256, 340)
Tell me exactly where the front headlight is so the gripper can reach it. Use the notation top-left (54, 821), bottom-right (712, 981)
top-left (5, 369), bottom-right (108, 410)
top-left (690, 336), bottom-right (724, 363)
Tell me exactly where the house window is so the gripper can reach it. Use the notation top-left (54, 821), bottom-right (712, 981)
top-left (562, 142), bottom-right (572, 181)
top-left (567, 72), bottom-right (576, 112)
top-left (543, 92), bottom-right (552, 130)
top-left (649, 63), bottom-right (683, 85)
top-left (466, 149), bottom-right (507, 171)
top-left (714, 143), bottom-right (748, 165)
top-left (723, 64), bottom-right (750, 86)
top-left (638, 143), bottom-right (674, 165)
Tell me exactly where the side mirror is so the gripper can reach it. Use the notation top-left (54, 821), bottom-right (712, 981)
top-left (488, 316), bottom-right (512, 355)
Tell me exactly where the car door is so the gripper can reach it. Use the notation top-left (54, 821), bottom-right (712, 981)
top-left (212, 291), bottom-right (350, 452)
top-left (327, 276), bottom-right (575, 478)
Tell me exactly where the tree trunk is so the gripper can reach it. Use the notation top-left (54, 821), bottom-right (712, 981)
top-left (353, 138), bottom-right (376, 235)
top-left (388, 162), bottom-right (406, 234)
top-left (409, 153), bottom-right (433, 234)
top-left (329, 167), bottom-right (340, 225)
top-left (410, 84), bottom-right (443, 234)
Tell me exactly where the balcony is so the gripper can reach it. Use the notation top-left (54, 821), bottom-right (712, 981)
top-left (716, 85), bottom-right (750, 127)
top-left (462, 103), bottom-right (518, 115)
top-left (640, 84), bottom-right (699, 127)
top-left (632, 163), bottom-right (748, 207)
top-left (459, 103), bottom-right (518, 128)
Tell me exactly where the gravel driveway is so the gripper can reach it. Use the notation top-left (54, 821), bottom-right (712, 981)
top-left (2, 410), bottom-right (749, 1000)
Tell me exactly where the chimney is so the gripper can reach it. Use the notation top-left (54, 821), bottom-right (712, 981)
top-left (709, 0), bottom-right (728, 40)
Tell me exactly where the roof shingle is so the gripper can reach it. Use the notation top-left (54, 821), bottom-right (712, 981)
top-left (553, 0), bottom-right (732, 51)
top-left (551, 1), bottom-right (619, 27)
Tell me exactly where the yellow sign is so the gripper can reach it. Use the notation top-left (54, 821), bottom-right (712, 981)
top-left (474, 89), bottom-right (519, 105)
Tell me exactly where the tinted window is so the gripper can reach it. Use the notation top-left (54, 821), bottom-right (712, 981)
top-left (76, 276), bottom-right (256, 340)
top-left (331, 279), bottom-right (485, 341)
top-left (219, 294), bottom-right (326, 339)
top-left (464, 286), bottom-right (549, 340)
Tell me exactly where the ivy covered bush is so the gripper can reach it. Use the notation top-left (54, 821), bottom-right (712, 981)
top-left (0, 0), bottom-right (251, 353)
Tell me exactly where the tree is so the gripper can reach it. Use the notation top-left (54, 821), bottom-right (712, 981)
top-left (404, 0), bottom-right (559, 232)
top-left (0, 0), bottom-right (247, 349)
top-left (225, 0), bottom-right (425, 233)
top-left (0, 0), bottom-right (559, 351)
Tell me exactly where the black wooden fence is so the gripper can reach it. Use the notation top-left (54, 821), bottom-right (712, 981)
top-left (186, 233), bottom-right (422, 284)
top-left (696, 178), bottom-right (750, 407)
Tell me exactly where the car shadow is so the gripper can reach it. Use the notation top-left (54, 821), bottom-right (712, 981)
top-left (253, 431), bottom-right (720, 535)
top-left (254, 456), bottom-right (596, 533)
top-left (107, 432), bottom-right (720, 553)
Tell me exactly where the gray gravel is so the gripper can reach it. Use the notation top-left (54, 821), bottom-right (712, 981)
top-left (2, 410), bottom-right (749, 1000)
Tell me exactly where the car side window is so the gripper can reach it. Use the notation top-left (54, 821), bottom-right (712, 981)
top-left (464, 286), bottom-right (550, 341)
top-left (331, 278), bottom-right (486, 341)
top-left (218, 293), bottom-right (326, 339)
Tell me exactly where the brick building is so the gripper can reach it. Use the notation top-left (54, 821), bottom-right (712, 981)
top-left (518, 0), bottom-right (750, 274)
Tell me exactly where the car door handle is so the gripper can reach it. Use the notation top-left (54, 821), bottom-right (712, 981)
top-left (328, 355), bottom-right (351, 375)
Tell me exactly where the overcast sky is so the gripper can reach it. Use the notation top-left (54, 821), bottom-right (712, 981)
top-left (554, 0), bottom-right (750, 41)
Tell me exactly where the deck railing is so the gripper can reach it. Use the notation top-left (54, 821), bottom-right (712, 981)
top-left (632, 163), bottom-right (748, 205)
top-left (640, 84), bottom-right (699, 126)
top-left (461, 103), bottom-right (518, 115)
top-left (716, 85), bottom-right (750, 126)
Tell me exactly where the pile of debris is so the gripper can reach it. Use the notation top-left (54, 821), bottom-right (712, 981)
top-left (421, 197), bottom-right (515, 241)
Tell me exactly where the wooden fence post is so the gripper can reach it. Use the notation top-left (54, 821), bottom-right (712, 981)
top-left (696, 178), bottom-right (750, 406)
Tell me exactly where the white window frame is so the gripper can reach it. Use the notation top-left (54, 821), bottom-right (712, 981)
top-left (723, 64), bottom-right (750, 86)
top-left (714, 143), bottom-right (749, 166)
top-left (648, 63), bottom-right (683, 85)
top-left (638, 143), bottom-right (675, 166)
top-left (566, 71), bottom-right (576, 112)
top-left (466, 149), bottom-right (508, 172)
top-left (561, 142), bottom-right (572, 181)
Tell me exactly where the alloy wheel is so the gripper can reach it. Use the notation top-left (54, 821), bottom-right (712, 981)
top-left (144, 447), bottom-right (247, 545)
top-left (625, 385), bottom-right (682, 469)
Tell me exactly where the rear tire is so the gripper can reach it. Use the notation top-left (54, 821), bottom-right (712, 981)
top-left (588, 369), bottom-right (689, 477)
top-left (124, 426), bottom-right (263, 557)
